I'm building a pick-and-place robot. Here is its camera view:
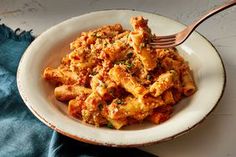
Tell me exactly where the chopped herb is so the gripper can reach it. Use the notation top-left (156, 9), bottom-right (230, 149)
top-left (116, 99), bottom-right (124, 105)
top-left (107, 122), bottom-right (113, 129)
top-left (98, 103), bottom-right (103, 111)
top-left (114, 60), bottom-right (125, 65)
top-left (139, 43), bottom-right (145, 49)
top-left (147, 74), bottom-right (152, 80)
top-left (124, 60), bottom-right (134, 69)
top-left (101, 83), bottom-right (107, 88)
top-left (164, 49), bottom-right (169, 52)
top-left (126, 63), bottom-right (134, 69)
top-left (91, 32), bottom-right (96, 37)
top-left (111, 32), bottom-right (116, 37)
top-left (109, 89), bottom-right (115, 97)
top-left (127, 52), bottom-right (133, 58)
top-left (114, 60), bottom-right (134, 69)
top-left (91, 71), bottom-right (97, 75)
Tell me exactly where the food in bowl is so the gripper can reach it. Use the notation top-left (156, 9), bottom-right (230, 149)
top-left (43, 16), bottom-right (196, 129)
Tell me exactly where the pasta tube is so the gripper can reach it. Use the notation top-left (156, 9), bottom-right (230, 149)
top-left (150, 70), bottom-right (176, 97)
top-left (68, 97), bottom-right (84, 118)
top-left (107, 96), bottom-right (164, 120)
top-left (181, 70), bottom-right (196, 96)
top-left (109, 65), bottom-right (147, 97)
top-left (54, 85), bottom-right (92, 101)
top-left (162, 90), bottom-right (175, 105)
top-left (81, 92), bottom-right (107, 126)
top-left (138, 47), bottom-right (157, 71)
top-left (43, 67), bottom-right (79, 85)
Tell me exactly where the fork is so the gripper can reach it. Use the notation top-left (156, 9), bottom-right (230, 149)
top-left (151, 0), bottom-right (236, 48)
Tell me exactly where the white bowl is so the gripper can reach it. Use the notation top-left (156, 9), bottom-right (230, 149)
top-left (17, 10), bottom-right (226, 147)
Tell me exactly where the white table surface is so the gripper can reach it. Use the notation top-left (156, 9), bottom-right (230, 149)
top-left (1, 0), bottom-right (236, 156)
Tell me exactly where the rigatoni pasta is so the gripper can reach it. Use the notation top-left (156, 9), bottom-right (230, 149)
top-left (109, 65), bottom-right (148, 98)
top-left (43, 16), bottom-right (196, 129)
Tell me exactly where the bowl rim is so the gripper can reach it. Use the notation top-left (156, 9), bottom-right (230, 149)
top-left (16, 9), bottom-right (226, 147)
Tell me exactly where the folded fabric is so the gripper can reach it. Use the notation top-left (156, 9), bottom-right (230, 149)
top-left (0, 24), bottom-right (156, 157)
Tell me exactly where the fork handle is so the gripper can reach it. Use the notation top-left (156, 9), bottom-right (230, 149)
top-left (187, 0), bottom-right (236, 32)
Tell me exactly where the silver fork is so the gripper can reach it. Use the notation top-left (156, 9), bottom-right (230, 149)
top-left (150, 0), bottom-right (236, 48)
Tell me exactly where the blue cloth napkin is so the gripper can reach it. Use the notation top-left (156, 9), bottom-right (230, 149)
top-left (0, 24), bottom-right (157, 157)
